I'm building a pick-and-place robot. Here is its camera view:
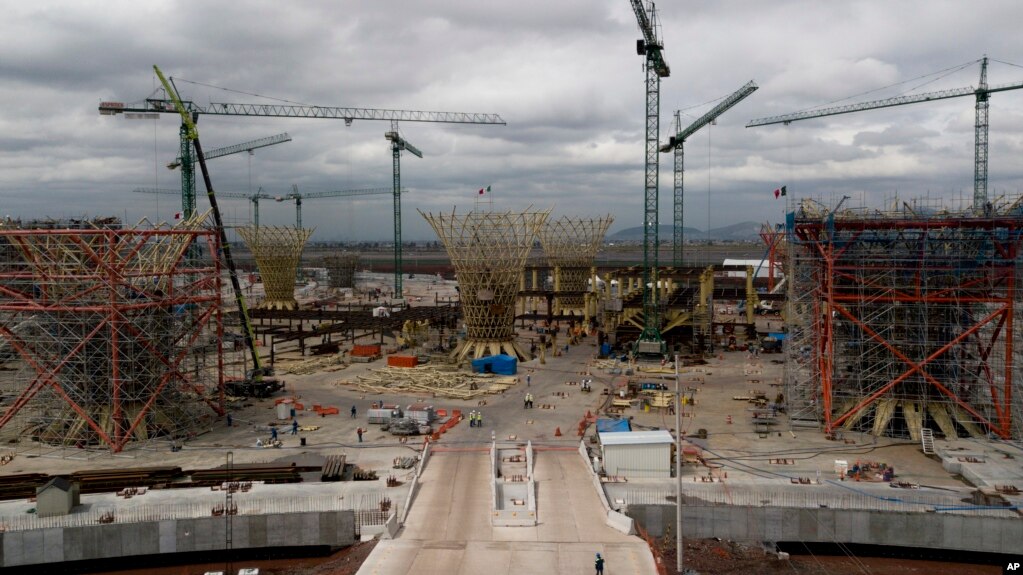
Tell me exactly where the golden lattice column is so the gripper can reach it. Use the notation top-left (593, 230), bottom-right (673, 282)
top-left (323, 252), bottom-right (360, 289)
top-left (538, 216), bottom-right (614, 316)
top-left (420, 208), bottom-right (550, 361)
top-left (237, 226), bottom-right (313, 311)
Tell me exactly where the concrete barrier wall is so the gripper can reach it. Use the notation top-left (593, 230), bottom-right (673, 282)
top-left (628, 504), bottom-right (1023, 554)
top-left (399, 441), bottom-right (431, 526)
top-left (578, 440), bottom-right (635, 535)
top-left (0, 510), bottom-right (355, 568)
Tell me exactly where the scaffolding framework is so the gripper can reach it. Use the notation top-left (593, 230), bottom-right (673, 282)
top-left (785, 199), bottom-right (1023, 439)
top-left (237, 226), bottom-right (313, 311)
top-left (421, 208), bottom-right (550, 361)
top-left (323, 253), bottom-right (360, 289)
top-left (0, 215), bottom-right (224, 453)
top-left (538, 216), bottom-right (614, 314)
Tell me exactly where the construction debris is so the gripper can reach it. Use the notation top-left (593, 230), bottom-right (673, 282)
top-left (277, 353), bottom-right (349, 375)
top-left (338, 365), bottom-right (518, 400)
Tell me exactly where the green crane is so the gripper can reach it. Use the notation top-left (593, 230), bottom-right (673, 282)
top-left (272, 185), bottom-right (402, 230)
top-left (660, 80), bottom-right (757, 266)
top-left (385, 123), bottom-right (423, 296)
top-left (130, 133), bottom-right (291, 219)
top-left (747, 57), bottom-right (1023, 214)
top-left (100, 84), bottom-right (505, 297)
top-left (630, 0), bottom-right (670, 355)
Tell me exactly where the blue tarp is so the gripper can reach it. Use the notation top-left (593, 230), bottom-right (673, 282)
top-left (470, 354), bottom-right (518, 375)
top-left (595, 418), bottom-right (631, 433)
top-left (767, 332), bottom-right (787, 340)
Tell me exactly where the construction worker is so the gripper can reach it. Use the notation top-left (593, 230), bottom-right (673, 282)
top-left (527, 393), bottom-right (534, 409)
top-left (477, 411), bottom-right (483, 428)
top-left (469, 410), bottom-right (477, 428)
top-left (357, 427), bottom-right (364, 443)
top-left (291, 419), bottom-right (299, 435)
top-left (526, 373), bottom-right (531, 387)
top-left (270, 426), bottom-right (278, 442)
top-left (595, 552), bottom-right (605, 575)
top-left (523, 394), bottom-right (529, 409)
top-left (351, 404), bottom-right (357, 418)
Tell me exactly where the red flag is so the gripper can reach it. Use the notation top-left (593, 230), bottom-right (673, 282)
top-left (774, 188), bottom-right (780, 199)
top-left (479, 188), bottom-right (485, 195)
top-left (174, 212), bottom-right (182, 220)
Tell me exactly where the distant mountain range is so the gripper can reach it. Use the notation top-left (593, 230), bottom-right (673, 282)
top-left (607, 221), bottom-right (761, 242)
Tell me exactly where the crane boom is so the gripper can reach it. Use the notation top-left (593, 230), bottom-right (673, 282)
top-left (101, 99), bottom-right (505, 125)
top-left (191, 133), bottom-right (292, 162)
top-left (746, 58), bottom-right (1023, 212)
top-left (746, 81), bottom-right (1023, 127)
top-left (668, 81), bottom-right (758, 144)
top-left (660, 80), bottom-right (757, 266)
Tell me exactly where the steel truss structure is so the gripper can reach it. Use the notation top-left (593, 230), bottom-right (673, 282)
top-left (538, 216), bottom-right (614, 314)
top-left (323, 253), bottom-right (360, 289)
top-left (0, 215), bottom-right (224, 453)
top-left (785, 199), bottom-right (1023, 439)
top-left (420, 208), bottom-right (550, 361)
top-left (237, 226), bottom-right (313, 310)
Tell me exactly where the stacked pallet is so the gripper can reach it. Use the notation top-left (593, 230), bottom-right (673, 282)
top-left (351, 344), bottom-right (382, 363)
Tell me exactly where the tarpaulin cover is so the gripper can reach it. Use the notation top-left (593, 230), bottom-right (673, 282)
top-left (596, 418), bottom-right (631, 433)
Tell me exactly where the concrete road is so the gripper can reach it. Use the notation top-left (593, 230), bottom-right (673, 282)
top-left (357, 449), bottom-right (658, 575)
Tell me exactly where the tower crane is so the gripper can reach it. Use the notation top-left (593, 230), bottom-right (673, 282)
top-left (747, 57), bottom-right (1023, 213)
top-left (134, 133), bottom-right (290, 217)
top-left (273, 185), bottom-right (400, 230)
top-left (219, 188), bottom-right (273, 228)
top-left (168, 132), bottom-right (290, 220)
top-left (385, 123), bottom-right (422, 295)
top-left (100, 82), bottom-right (505, 297)
top-left (660, 80), bottom-right (757, 266)
top-left (630, 0), bottom-right (670, 354)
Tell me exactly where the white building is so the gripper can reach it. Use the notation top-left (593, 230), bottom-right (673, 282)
top-left (598, 430), bottom-right (674, 478)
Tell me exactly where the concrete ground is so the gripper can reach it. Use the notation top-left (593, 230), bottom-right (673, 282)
top-left (1, 272), bottom-right (1020, 550)
top-left (356, 449), bottom-right (658, 575)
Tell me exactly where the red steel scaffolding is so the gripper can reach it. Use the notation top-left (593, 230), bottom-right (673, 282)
top-left (785, 201), bottom-right (1022, 439)
top-left (0, 219), bottom-right (224, 453)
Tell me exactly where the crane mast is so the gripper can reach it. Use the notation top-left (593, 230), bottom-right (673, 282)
top-left (385, 121), bottom-right (423, 297)
top-left (660, 80), bottom-right (757, 266)
top-left (630, 0), bottom-right (670, 354)
top-left (747, 57), bottom-right (1023, 213)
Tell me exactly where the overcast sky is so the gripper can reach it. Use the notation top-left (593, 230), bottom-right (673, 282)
top-left (2, 1), bottom-right (1022, 241)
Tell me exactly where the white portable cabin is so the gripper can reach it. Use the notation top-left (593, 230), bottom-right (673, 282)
top-left (598, 430), bottom-right (674, 478)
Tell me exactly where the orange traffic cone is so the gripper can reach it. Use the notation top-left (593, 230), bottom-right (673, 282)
top-left (555, 427), bottom-right (562, 437)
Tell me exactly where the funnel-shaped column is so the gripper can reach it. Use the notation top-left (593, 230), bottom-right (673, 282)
top-left (421, 208), bottom-right (550, 361)
top-left (323, 253), bottom-right (359, 288)
top-left (237, 226), bottom-right (313, 311)
top-left (538, 216), bottom-right (613, 313)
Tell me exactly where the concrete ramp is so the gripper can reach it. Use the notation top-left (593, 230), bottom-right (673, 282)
top-left (358, 449), bottom-right (658, 575)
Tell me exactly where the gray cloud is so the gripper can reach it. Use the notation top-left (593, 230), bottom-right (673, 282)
top-left (1, 0), bottom-right (1022, 239)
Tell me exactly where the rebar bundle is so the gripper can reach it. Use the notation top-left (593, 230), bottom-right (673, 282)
top-left (785, 198), bottom-right (1023, 440)
top-left (237, 226), bottom-right (313, 310)
top-left (323, 253), bottom-right (360, 288)
top-left (420, 208), bottom-right (550, 361)
top-left (0, 214), bottom-right (223, 453)
top-left (538, 215), bottom-right (613, 312)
